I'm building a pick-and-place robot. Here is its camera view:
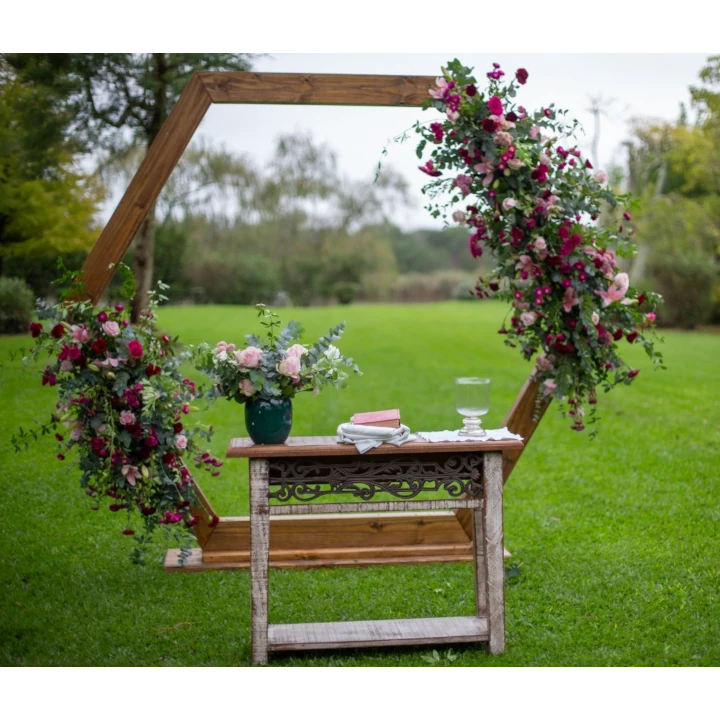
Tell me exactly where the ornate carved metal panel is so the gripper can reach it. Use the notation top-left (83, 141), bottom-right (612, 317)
top-left (268, 453), bottom-right (483, 503)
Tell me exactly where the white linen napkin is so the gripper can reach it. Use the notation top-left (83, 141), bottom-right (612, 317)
top-left (416, 427), bottom-right (523, 442)
top-left (336, 423), bottom-right (413, 454)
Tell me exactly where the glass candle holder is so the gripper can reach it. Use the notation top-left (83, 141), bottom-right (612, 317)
top-left (455, 377), bottom-right (491, 436)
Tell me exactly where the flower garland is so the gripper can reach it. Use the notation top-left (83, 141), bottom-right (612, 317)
top-left (15, 272), bottom-right (220, 563)
top-left (415, 59), bottom-right (664, 430)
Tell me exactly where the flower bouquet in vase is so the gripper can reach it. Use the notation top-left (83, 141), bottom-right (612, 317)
top-left (195, 305), bottom-right (361, 444)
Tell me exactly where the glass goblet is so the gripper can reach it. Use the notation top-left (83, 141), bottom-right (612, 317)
top-left (455, 377), bottom-right (491, 436)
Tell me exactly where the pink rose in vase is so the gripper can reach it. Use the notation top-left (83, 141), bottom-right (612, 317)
top-left (277, 356), bottom-right (301, 379)
top-left (239, 379), bottom-right (257, 397)
top-left (234, 346), bottom-right (263, 368)
top-left (286, 344), bottom-right (308, 359)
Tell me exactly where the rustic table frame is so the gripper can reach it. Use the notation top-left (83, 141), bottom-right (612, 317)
top-left (228, 436), bottom-right (522, 664)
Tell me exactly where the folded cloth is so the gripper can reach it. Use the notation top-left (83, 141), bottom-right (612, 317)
top-left (337, 423), bottom-right (413, 454)
top-left (416, 427), bottom-right (523, 443)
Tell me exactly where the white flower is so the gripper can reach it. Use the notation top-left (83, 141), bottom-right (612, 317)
top-left (217, 350), bottom-right (228, 362)
top-left (324, 344), bottom-right (341, 361)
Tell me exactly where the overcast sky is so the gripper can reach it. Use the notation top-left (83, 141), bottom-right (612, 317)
top-left (105, 53), bottom-right (710, 230)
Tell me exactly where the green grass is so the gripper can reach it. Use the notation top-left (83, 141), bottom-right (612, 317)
top-left (1, 301), bottom-right (719, 666)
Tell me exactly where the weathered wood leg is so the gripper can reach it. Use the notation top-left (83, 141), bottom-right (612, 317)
top-left (249, 458), bottom-right (270, 665)
top-left (473, 505), bottom-right (487, 618)
top-left (483, 452), bottom-right (505, 654)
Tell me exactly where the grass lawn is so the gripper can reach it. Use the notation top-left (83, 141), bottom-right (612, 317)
top-left (1, 300), bottom-right (719, 666)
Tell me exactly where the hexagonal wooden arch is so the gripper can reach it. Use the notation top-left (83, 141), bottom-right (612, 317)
top-left (78, 72), bottom-right (549, 572)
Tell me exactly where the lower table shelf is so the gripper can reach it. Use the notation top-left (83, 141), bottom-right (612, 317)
top-left (268, 616), bottom-right (489, 652)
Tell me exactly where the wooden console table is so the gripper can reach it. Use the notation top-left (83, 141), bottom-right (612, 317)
top-left (227, 435), bottom-right (523, 664)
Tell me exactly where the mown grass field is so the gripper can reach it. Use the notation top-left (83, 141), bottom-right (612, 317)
top-left (1, 301), bottom-right (718, 666)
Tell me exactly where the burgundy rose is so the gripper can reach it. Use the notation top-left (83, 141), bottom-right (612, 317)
top-left (127, 340), bottom-right (143, 360)
top-left (173, 422), bottom-right (183, 434)
top-left (50, 324), bottom-right (64, 339)
top-left (627, 369), bottom-right (640, 379)
top-left (626, 331), bottom-right (639, 343)
top-left (185, 516), bottom-right (200, 528)
top-left (145, 363), bottom-right (162, 377)
top-left (481, 117), bottom-right (498, 133)
top-left (91, 338), bottom-right (107, 354)
top-left (29, 322), bottom-right (43, 338)
top-left (613, 328), bottom-right (624, 341)
top-left (90, 437), bottom-right (105, 453)
top-left (505, 111), bottom-right (518, 122)
top-left (515, 68), bottom-right (529, 85)
top-left (97, 311), bottom-right (108, 322)
top-left (465, 84), bottom-right (477, 97)
top-left (122, 529), bottom-right (135, 536)
top-left (140, 505), bottom-right (156, 517)
top-left (637, 293), bottom-right (646, 306)
top-left (144, 435), bottom-right (159, 448)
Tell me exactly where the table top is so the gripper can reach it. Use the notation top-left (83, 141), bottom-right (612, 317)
top-left (226, 435), bottom-right (523, 459)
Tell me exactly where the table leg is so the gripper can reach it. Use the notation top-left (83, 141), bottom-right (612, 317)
top-left (483, 452), bottom-right (505, 654)
top-left (473, 505), bottom-right (487, 617)
top-left (249, 458), bottom-right (270, 665)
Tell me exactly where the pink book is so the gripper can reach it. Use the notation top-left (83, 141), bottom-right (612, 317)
top-left (351, 409), bottom-right (401, 429)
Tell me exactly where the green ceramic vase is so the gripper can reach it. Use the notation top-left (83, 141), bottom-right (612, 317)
top-left (244, 398), bottom-right (293, 445)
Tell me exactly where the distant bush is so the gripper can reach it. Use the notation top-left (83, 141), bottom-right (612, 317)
top-left (0, 276), bottom-right (34, 334)
top-left (3, 252), bottom-right (87, 298)
top-left (334, 282), bottom-right (359, 305)
top-left (391, 271), bottom-right (475, 302)
top-left (646, 251), bottom-right (716, 329)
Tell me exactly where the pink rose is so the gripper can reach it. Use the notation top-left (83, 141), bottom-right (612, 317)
top-left (594, 170), bottom-right (608, 184)
top-left (536, 356), bottom-right (554, 372)
top-left (176, 435), bottom-right (187, 450)
top-left (286, 344), bottom-right (308, 359)
top-left (502, 198), bottom-right (517, 211)
top-left (102, 321), bottom-right (120, 337)
top-left (591, 312), bottom-right (600, 326)
top-left (277, 356), bottom-right (301, 378)
top-left (234, 346), bottom-right (262, 368)
top-left (239, 379), bottom-right (257, 397)
top-left (452, 210), bottom-right (467, 225)
top-left (538, 153), bottom-right (551, 166)
top-left (534, 237), bottom-right (547, 251)
top-left (60, 360), bottom-right (74, 372)
top-left (529, 126), bottom-right (540, 139)
top-left (70, 324), bottom-right (90, 343)
top-left (520, 311), bottom-right (537, 326)
top-left (543, 379), bottom-right (557, 396)
top-left (120, 410), bottom-right (135, 426)
top-left (507, 158), bottom-right (523, 170)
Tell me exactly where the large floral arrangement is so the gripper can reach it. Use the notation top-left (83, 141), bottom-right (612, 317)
top-left (415, 59), bottom-right (664, 430)
top-left (15, 271), bottom-right (220, 563)
top-left (194, 305), bottom-right (361, 403)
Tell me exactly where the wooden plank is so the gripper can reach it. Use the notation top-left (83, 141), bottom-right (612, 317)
top-left (269, 499), bottom-right (482, 515)
top-left (483, 453), bottom-right (506, 654)
top-left (77, 75), bottom-right (212, 303)
top-left (268, 616), bottom-right (489, 652)
top-left (203, 511), bottom-right (471, 553)
top-left (164, 548), bottom-right (475, 572)
top-left (473, 508), bottom-right (488, 617)
top-left (249, 458), bottom-right (270, 665)
top-left (227, 436), bottom-right (523, 458)
top-left (199, 72), bottom-right (434, 107)
top-left (188, 479), bottom-right (218, 549)
top-left (502, 373), bottom-right (550, 481)
top-left (202, 543), bottom-right (475, 565)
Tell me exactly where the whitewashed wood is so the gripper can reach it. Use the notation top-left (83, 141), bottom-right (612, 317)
top-left (483, 452), bottom-right (506, 654)
top-left (473, 508), bottom-right (488, 617)
top-left (269, 499), bottom-right (482, 515)
top-left (250, 458), bottom-right (270, 665)
top-left (268, 616), bottom-right (489, 651)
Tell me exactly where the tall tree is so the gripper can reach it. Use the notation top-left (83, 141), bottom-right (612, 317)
top-left (2, 53), bottom-right (255, 318)
top-left (0, 61), bottom-right (100, 271)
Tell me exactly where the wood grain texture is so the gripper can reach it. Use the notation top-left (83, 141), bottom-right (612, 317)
top-left (270, 499), bottom-right (482, 515)
top-left (188, 479), bottom-right (218, 549)
top-left (164, 548), bottom-right (475, 572)
top-left (203, 511), bottom-right (471, 553)
top-left (268, 616), bottom-right (489, 652)
top-left (483, 452), bottom-right (506, 654)
top-left (473, 508), bottom-right (488, 617)
top-left (249, 458), bottom-right (270, 665)
top-left (227, 436), bottom-right (523, 458)
top-left (199, 72), bottom-right (434, 106)
top-left (78, 75), bottom-right (212, 303)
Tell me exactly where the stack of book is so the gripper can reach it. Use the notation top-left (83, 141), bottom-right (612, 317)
top-left (350, 409), bottom-right (401, 429)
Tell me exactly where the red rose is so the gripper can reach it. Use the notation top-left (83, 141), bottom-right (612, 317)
top-left (173, 422), bottom-right (183, 434)
top-left (91, 338), bottom-right (107, 354)
top-left (626, 331), bottom-right (639, 343)
top-left (515, 68), bottom-right (529, 85)
top-left (627, 369), bottom-right (639, 379)
top-left (122, 528), bottom-right (135, 536)
top-left (29, 322), bottom-right (43, 338)
top-left (145, 363), bottom-right (161, 377)
top-left (50, 324), bottom-right (64, 339)
top-left (465, 84), bottom-right (477, 97)
top-left (127, 340), bottom-right (143, 360)
top-left (481, 117), bottom-right (498, 133)
top-left (637, 293), bottom-right (646, 306)
top-left (613, 328), bottom-right (624, 341)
